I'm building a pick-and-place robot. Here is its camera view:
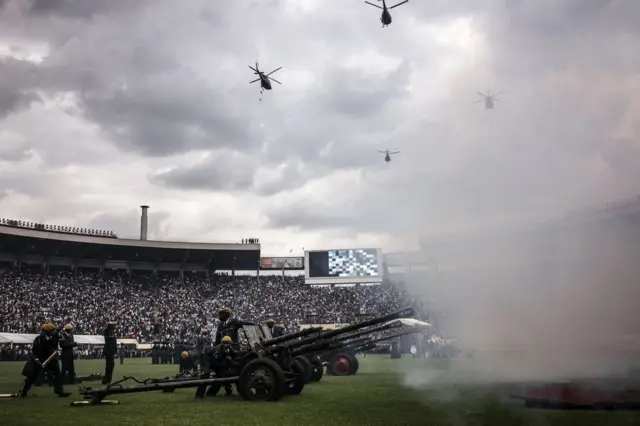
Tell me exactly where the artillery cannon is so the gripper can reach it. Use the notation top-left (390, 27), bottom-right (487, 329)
top-left (268, 306), bottom-right (416, 383)
top-left (72, 324), bottom-right (325, 406)
top-left (71, 306), bottom-right (415, 407)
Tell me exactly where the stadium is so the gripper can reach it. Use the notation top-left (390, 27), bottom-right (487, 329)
top-left (1, 198), bottom-right (640, 426)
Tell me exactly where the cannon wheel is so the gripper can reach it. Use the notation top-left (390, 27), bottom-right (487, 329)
top-left (329, 352), bottom-right (353, 376)
top-left (348, 354), bottom-right (359, 375)
top-left (308, 355), bottom-right (324, 382)
top-left (237, 358), bottom-right (285, 401)
top-left (285, 360), bottom-right (306, 395)
top-left (293, 355), bottom-right (313, 384)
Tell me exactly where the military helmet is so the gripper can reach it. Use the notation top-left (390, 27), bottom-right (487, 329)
top-left (200, 327), bottom-right (208, 334)
top-left (64, 324), bottom-right (73, 330)
top-left (180, 351), bottom-right (190, 359)
top-left (265, 319), bottom-right (275, 324)
top-left (221, 336), bottom-right (232, 343)
top-left (278, 324), bottom-right (285, 328)
top-left (41, 323), bottom-right (56, 332)
top-left (219, 307), bottom-right (231, 313)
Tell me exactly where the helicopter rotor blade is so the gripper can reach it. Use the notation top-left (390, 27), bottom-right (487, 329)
top-left (476, 91), bottom-right (486, 98)
top-left (249, 78), bottom-right (260, 84)
top-left (389, 151), bottom-right (401, 155)
top-left (268, 77), bottom-right (282, 85)
top-left (266, 67), bottom-right (282, 76)
top-left (493, 90), bottom-right (507, 98)
top-left (472, 99), bottom-right (484, 104)
top-left (377, 150), bottom-right (386, 153)
top-left (249, 66), bottom-right (258, 73)
top-left (389, 0), bottom-right (408, 9)
top-left (365, 1), bottom-right (383, 9)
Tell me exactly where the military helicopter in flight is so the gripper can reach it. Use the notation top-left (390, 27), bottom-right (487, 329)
top-left (378, 150), bottom-right (401, 163)
top-left (364, 0), bottom-right (409, 27)
top-left (474, 90), bottom-right (505, 109)
top-left (249, 61), bottom-right (282, 101)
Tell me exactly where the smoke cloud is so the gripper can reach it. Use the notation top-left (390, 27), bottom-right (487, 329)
top-left (397, 0), bottom-right (640, 390)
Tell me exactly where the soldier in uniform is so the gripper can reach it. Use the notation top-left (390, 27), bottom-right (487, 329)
top-left (214, 307), bottom-right (253, 346)
top-left (102, 321), bottom-right (117, 384)
top-left (265, 319), bottom-right (284, 338)
top-left (58, 323), bottom-right (77, 384)
top-left (209, 335), bottom-right (237, 396)
top-left (20, 323), bottom-right (71, 397)
top-left (195, 328), bottom-right (211, 371)
top-left (194, 329), bottom-right (214, 399)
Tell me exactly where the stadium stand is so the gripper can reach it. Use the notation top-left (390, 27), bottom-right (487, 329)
top-left (0, 220), bottom-right (412, 357)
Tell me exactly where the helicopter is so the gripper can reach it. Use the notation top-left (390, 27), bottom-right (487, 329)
top-left (378, 150), bottom-right (400, 163)
top-left (249, 61), bottom-right (282, 101)
top-left (474, 90), bottom-right (505, 109)
top-left (364, 0), bottom-right (409, 27)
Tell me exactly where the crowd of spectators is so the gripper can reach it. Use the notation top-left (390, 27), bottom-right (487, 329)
top-left (0, 266), bottom-right (412, 344)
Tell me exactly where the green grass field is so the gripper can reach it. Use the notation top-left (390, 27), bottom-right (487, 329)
top-left (1, 356), bottom-right (639, 426)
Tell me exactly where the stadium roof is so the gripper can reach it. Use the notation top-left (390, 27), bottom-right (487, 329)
top-left (0, 224), bottom-right (260, 270)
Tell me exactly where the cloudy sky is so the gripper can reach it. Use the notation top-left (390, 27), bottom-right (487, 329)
top-left (0, 0), bottom-right (637, 256)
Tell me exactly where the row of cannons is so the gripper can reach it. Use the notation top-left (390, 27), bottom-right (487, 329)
top-left (70, 306), bottom-right (420, 406)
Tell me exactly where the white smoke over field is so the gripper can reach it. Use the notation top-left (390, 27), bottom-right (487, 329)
top-left (402, 214), bottom-right (640, 388)
top-left (391, 0), bottom-right (640, 391)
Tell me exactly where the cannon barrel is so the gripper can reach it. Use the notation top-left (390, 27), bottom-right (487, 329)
top-left (353, 343), bottom-right (377, 353)
top-left (333, 321), bottom-right (401, 343)
top-left (288, 306), bottom-right (415, 350)
top-left (342, 336), bottom-right (374, 349)
top-left (355, 328), bottom-right (419, 349)
top-left (320, 306), bottom-right (414, 338)
top-left (294, 335), bottom-right (373, 358)
top-left (262, 326), bottom-right (324, 346)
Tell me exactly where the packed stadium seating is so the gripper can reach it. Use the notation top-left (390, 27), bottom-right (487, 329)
top-left (0, 267), bottom-right (411, 343)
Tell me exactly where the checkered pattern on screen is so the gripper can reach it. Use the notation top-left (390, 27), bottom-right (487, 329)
top-left (328, 249), bottom-right (379, 277)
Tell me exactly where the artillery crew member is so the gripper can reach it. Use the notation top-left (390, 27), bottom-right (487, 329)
top-left (210, 335), bottom-right (236, 396)
top-left (214, 307), bottom-right (253, 346)
top-left (58, 323), bottom-right (77, 384)
top-left (265, 319), bottom-right (284, 338)
top-left (195, 328), bottom-right (212, 370)
top-left (20, 323), bottom-right (71, 398)
top-left (194, 329), bottom-right (215, 399)
top-left (102, 321), bottom-right (117, 384)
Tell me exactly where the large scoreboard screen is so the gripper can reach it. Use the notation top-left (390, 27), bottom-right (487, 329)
top-left (305, 248), bottom-right (383, 284)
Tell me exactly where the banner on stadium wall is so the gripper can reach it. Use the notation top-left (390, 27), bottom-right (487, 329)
top-left (260, 257), bottom-right (303, 269)
top-left (298, 323), bottom-right (350, 331)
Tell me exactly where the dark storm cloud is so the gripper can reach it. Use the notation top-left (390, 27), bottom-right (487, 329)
top-left (0, 58), bottom-right (41, 120)
top-left (150, 151), bottom-right (256, 192)
top-left (26, 0), bottom-right (148, 19)
top-left (1, 1), bottom-right (262, 157)
top-left (264, 0), bottom-right (640, 235)
top-left (151, 57), bottom-right (414, 193)
top-left (3, 0), bottom-right (640, 239)
top-left (318, 61), bottom-right (412, 119)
